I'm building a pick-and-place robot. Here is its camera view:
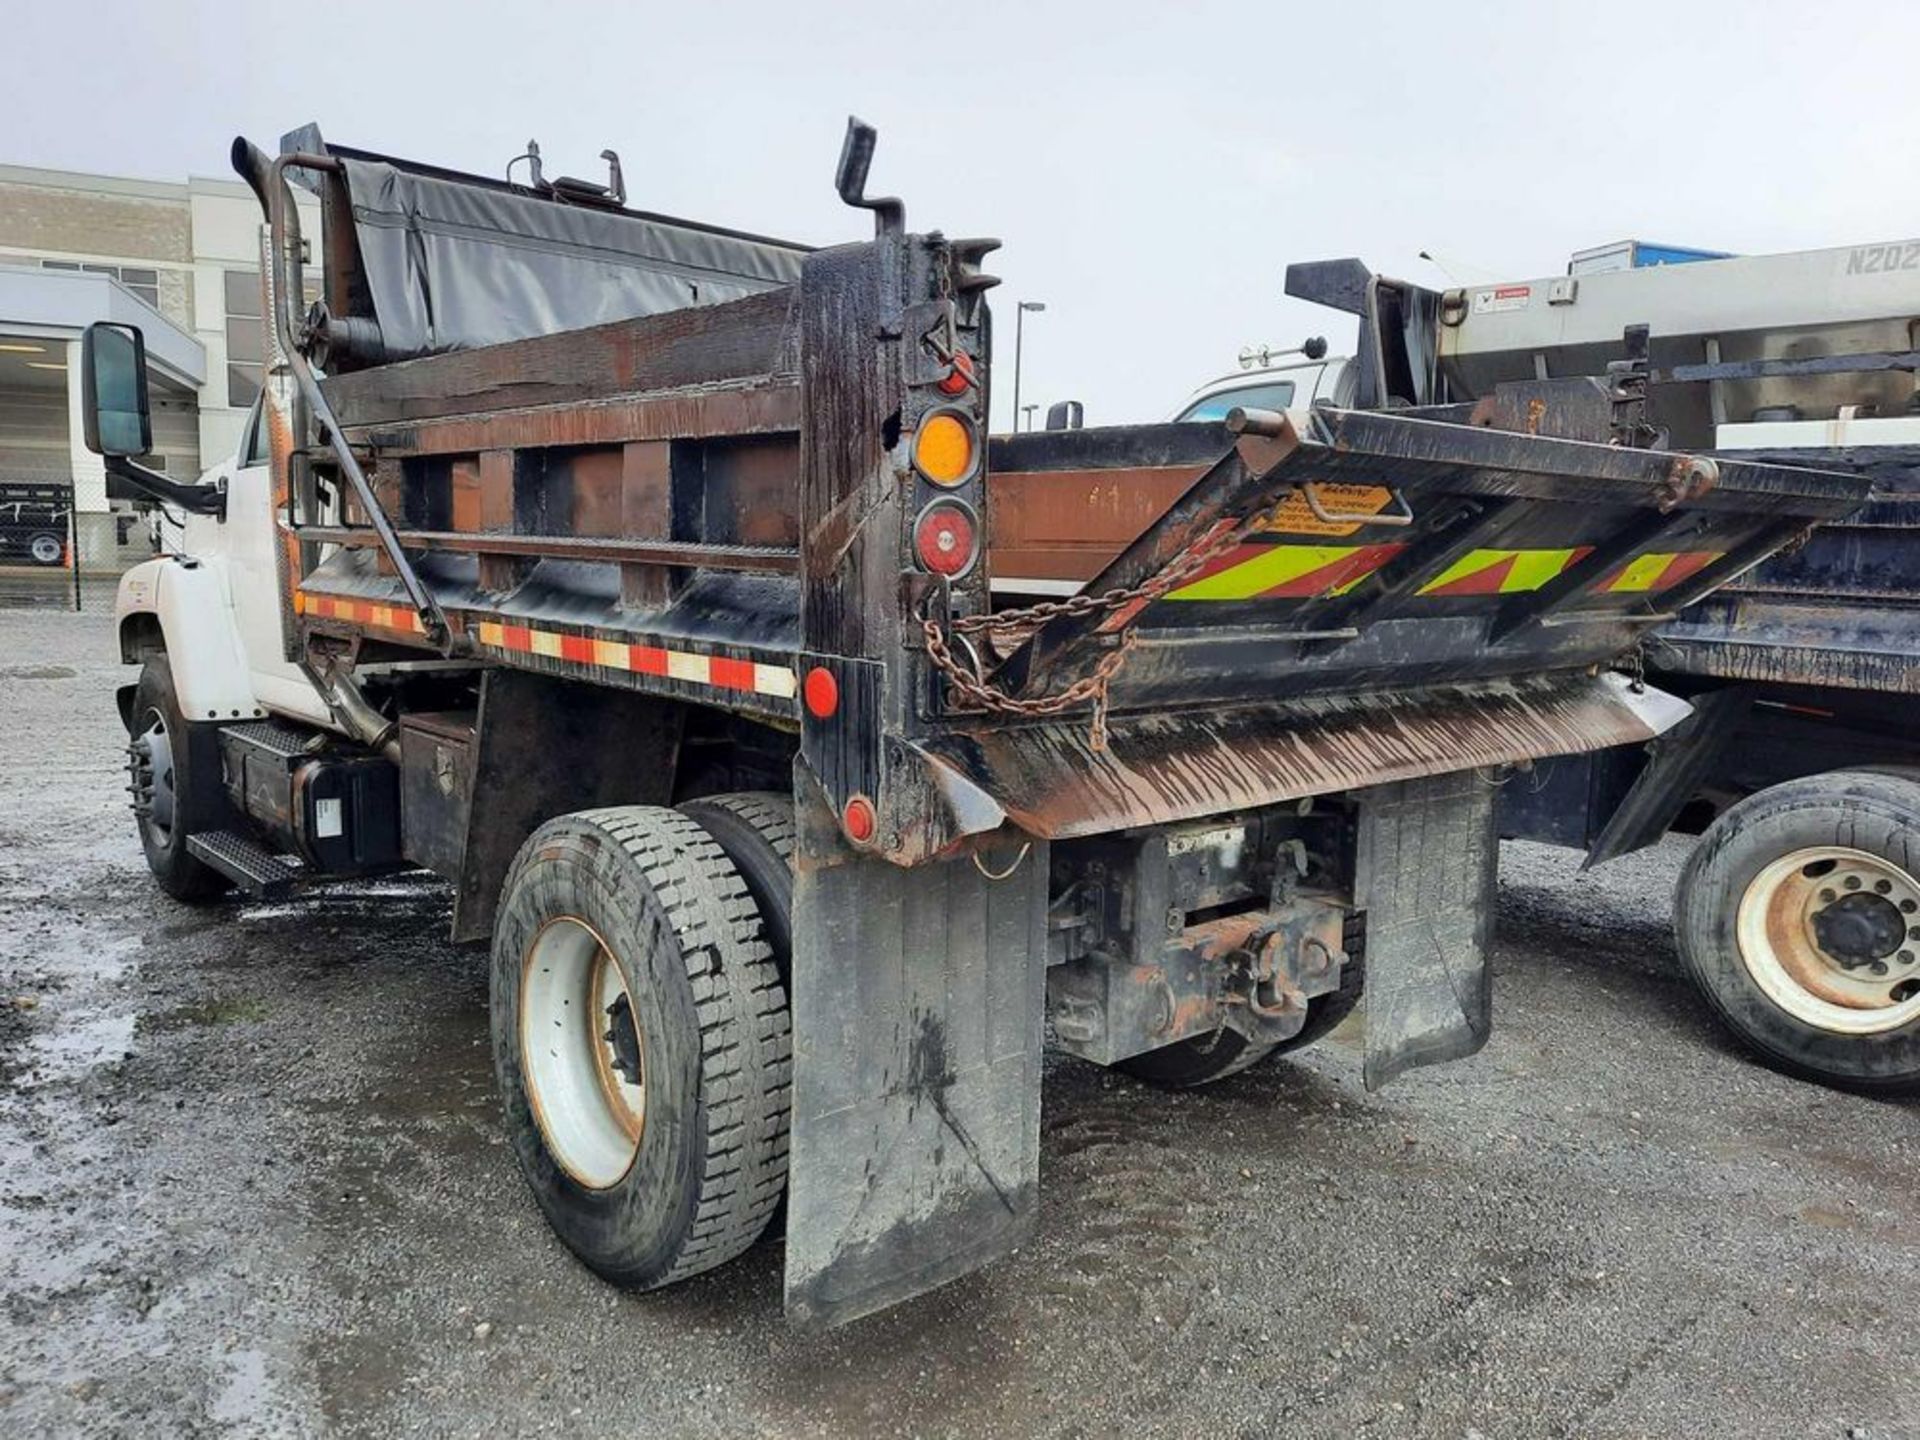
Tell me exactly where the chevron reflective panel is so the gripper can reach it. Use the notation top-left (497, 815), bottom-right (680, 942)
top-left (1167, 542), bottom-right (1407, 601)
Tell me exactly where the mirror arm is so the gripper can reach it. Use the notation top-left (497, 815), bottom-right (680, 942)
top-left (104, 455), bottom-right (226, 520)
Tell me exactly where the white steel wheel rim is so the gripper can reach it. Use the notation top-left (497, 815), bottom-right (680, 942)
top-left (520, 916), bottom-right (648, 1189)
top-left (30, 534), bottom-right (61, 564)
top-left (1734, 845), bottom-right (1920, 1035)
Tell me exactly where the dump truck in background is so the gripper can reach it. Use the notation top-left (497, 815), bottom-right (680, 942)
top-left (1281, 241), bottom-right (1920, 1095)
top-left (82, 121), bottom-right (1868, 1325)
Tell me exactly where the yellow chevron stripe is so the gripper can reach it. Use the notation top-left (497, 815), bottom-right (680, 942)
top-left (1502, 547), bottom-right (1585, 593)
top-left (1606, 552), bottom-right (1677, 593)
top-left (1168, 545), bottom-right (1360, 601)
top-left (1416, 547), bottom-right (1587, 596)
top-left (1418, 549), bottom-right (1503, 595)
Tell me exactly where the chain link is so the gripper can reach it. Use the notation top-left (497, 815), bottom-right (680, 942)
top-left (919, 520), bottom-right (1245, 750)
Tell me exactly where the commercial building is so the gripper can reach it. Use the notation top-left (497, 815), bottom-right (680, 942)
top-left (0, 160), bottom-right (318, 564)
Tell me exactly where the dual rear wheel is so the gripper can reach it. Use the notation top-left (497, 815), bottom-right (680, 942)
top-left (490, 797), bottom-right (794, 1288)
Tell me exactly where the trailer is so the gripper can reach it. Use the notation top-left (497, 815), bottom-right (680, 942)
top-left (0, 480), bottom-right (72, 568)
top-left (83, 122), bottom-right (1868, 1325)
top-left (1285, 241), bottom-right (1920, 1095)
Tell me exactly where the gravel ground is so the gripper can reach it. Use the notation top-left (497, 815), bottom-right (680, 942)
top-left (2, 603), bottom-right (1916, 1439)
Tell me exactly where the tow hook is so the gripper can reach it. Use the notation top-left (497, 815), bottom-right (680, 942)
top-left (1238, 930), bottom-right (1309, 1021)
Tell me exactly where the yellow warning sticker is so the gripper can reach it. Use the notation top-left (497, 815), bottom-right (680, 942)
top-left (1253, 483), bottom-right (1396, 538)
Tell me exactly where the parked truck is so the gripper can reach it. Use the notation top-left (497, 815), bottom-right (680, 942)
top-left (83, 122), bottom-right (1867, 1325)
top-left (1280, 241), bottom-right (1920, 1095)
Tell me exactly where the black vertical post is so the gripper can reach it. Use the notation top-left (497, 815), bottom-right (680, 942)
top-left (68, 490), bottom-right (80, 612)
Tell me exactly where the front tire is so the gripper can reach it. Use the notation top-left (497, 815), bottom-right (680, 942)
top-left (127, 653), bottom-right (229, 902)
top-left (491, 806), bottom-right (792, 1288)
top-left (1675, 770), bottom-right (1920, 1095)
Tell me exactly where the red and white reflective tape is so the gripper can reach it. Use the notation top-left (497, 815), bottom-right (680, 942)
top-left (295, 592), bottom-right (425, 634)
top-left (297, 591), bottom-right (795, 702)
top-left (472, 619), bottom-right (796, 701)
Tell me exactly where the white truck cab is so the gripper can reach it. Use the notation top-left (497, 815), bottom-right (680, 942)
top-left (114, 394), bottom-right (334, 731)
top-left (1167, 338), bottom-right (1348, 429)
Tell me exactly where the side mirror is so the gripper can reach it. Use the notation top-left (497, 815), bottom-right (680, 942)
top-left (1045, 400), bottom-right (1085, 432)
top-left (81, 322), bottom-right (152, 458)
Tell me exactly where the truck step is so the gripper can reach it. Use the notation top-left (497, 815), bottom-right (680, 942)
top-left (186, 830), bottom-right (307, 900)
top-left (218, 718), bottom-right (325, 760)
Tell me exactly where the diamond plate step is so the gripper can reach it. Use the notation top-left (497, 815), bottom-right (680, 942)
top-left (186, 829), bottom-right (306, 900)
top-left (219, 719), bottom-right (325, 760)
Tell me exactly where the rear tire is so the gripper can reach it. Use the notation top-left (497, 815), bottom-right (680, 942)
top-left (28, 532), bottom-right (64, 567)
top-left (127, 653), bottom-right (229, 902)
top-left (1675, 770), bottom-right (1920, 1096)
top-left (1115, 1028), bottom-right (1277, 1088)
top-left (680, 792), bottom-right (794, 977)
top-left (491, 806), bottom-right (791, 1288)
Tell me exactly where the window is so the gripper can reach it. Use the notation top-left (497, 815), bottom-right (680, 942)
top-left (1175, 380), bottom-right (1297, 424)
top-left (225, 269), bottom-right (266, 409)
top-left (39, 259), bottom-right (161, 310)
top-left (241, 397), bottom-right (271, 468)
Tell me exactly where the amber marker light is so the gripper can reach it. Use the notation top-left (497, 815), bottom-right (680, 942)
top-left (912, 408), bottom-right (978, 487)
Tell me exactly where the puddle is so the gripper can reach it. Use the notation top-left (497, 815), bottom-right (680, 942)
top-left (11, 931), bottom-right (143, 1086)
top-left (22, 1011), bottom-right (137, 1085)
top-left (209, 1347), bottom-right (276, 1427)
top-left (0, 664), bottom-right (76, 680)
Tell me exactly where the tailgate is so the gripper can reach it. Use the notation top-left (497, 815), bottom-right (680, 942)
top-left (984, 408), bottom-right (1871, 712)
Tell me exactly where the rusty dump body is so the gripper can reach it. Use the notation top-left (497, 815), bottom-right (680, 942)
top-left (224, 124), bottom-right (1869, 1325)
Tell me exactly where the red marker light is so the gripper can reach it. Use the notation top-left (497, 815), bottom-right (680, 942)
top-left (842, 794), bottom-right (876, 844)
top-left (937, 351), bottom-right (976, 395)
top-left (914, 501), bottom-right (978, 578)
top-left (803, 665), bottom-right (839, 719)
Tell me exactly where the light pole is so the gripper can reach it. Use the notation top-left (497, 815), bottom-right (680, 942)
top-left (1012, 300), bottom-right (1045, 431)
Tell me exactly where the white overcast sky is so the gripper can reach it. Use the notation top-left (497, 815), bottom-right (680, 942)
top-left (13, 0), bottom-right (1920, 430)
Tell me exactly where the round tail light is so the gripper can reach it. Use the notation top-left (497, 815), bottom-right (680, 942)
top-left (912, 408), bottom-right (978, 487)
top-left (842, 794), bottom-right (876, 844)
top-left (914, 500), bottom-right (979, 578)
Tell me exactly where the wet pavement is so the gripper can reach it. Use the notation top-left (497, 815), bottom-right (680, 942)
top-left (2, 604), bottom-right (1917, 1438)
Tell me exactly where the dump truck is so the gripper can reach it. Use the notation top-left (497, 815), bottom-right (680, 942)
top-left (83, 122), bottom-right (1869, 1325)
top-left (1292, 241), bottom-right (1920, 1095)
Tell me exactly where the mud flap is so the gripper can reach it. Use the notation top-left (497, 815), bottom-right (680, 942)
top-left (783, 788), bottom-right (1048, 1328)
top-left (1356, 769), bottom-right (1499, 1090)
top-left (1584, 686), bottom-right (1750, 869)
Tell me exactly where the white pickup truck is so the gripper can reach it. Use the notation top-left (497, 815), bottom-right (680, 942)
top-left (1167, 338), bottom-right (1348, 426)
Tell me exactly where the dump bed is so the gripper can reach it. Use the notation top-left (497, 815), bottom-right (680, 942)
top-left (251, 135), bottom-right (1870, 869)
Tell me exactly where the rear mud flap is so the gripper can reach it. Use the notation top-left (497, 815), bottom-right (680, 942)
top-left (1356, 770), bottom-right (1499, 1090)
top-left (784, 788), bottom-right (1048, 1328)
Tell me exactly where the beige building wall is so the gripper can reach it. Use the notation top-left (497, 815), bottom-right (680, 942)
top-left (0, 161), bottom-right (319, 517)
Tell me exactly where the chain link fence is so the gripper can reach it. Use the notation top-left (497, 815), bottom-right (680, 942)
top-left (0, 472), bottom-right (157, 611)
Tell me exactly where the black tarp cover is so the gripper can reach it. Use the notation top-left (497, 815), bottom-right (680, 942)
top-left (336, 157), bottom-right (807, 358)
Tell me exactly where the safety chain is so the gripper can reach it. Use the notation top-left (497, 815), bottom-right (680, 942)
top-left (920, 521), bottom-right (1246, 750)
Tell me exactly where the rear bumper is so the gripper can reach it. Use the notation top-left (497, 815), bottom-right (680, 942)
top-left (913, 670), bottom-right (1689, 847)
